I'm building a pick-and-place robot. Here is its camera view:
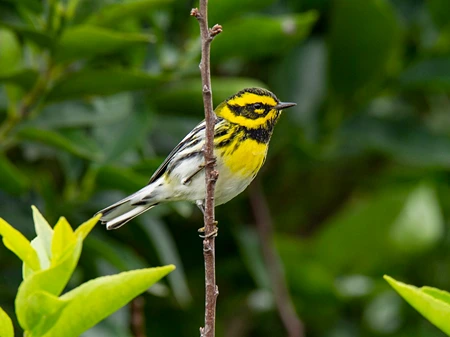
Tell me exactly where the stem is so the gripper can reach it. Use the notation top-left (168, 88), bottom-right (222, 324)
top-left (190, 3), bottom-right (222, 337)
top-left (249, 181), bottom-right (305, 337)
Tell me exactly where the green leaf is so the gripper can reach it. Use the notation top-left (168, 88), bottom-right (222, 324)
top-left (55, 26), bottom-right (153, 62)
top-left (51, 217), bottom-right (76, 265)
top-left (16, 238), bottom-right (82, 330)
top-left (74, 214), bottom-right (100, 241)
top-left (209, 0), bottom-right (275, 26)
top-left (3, 0), bottom-right (43, 13)
top-left (31, 206), bottom-right (53, 271)
top-left (211, 12), bottom-right (318, 62)
top-left (0, 69), bottom-right (39, 91)
top-left (17, 127), bottom-right (103, 161)
top-left (0, 307), bottom-right (14, 337)
top-left (400, 57), bottom-right (450, 91)
top-left (153, 77), bottom-right (267, 115)
top-left (96, 165), bottom-right (149, 193)
top-left (0, 155), bottom-right (30, 194)
top-left (0, 22), bottom-right (54, 48)
top-left (427, 0), bottom-right (450, 29)
top-left (42, 265), bottom-right (175, 337)
top-left (328, 0), bottom-right (400, 102)
top-left (47, 69), bottom-right (160, 101)
top-left (26, 291), bottom-right (68, 337)
top-left (0, 218), bottom-right (40, 272)
top-left (384, 275), bottom-right (450, 336)
top-left (0, 28), bottom-right (22, 76)
top-left (84, 0), bottom-right (172, 27)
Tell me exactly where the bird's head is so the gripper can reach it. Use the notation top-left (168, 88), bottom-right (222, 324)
top-left (215, 88), bottom-right (296, 129)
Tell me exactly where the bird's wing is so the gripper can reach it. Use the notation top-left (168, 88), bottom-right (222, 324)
top-left (147, 120), bottom-right (207, 185)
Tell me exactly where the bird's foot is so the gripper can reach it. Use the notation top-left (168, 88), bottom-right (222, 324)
top-left (198, 221), bottom-right (218, 238)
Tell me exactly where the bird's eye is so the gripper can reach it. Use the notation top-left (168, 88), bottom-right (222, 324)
top-left (253, 103), bottom-right (263, 110)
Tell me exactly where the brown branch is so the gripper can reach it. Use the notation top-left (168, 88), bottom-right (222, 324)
top-left (249, 181), bottom-right (305, 337)
top-left (191, 3), bottom-right (222, 337)
top-left (130, 297), bottom-right (146, 337)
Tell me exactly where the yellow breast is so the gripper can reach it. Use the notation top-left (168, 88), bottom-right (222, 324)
top-left (219, 138), bottom-right (268, 178)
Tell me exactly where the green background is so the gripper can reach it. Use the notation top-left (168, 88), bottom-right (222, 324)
top-left (1, 0), bottom-right (450, 336)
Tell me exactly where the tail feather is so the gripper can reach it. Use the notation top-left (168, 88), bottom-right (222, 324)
top-left (96, 185), bottom-right (158, 230)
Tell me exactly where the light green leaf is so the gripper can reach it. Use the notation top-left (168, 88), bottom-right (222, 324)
top-left (42, 265), bottom-right (175, 337)
top-left (390, 184), bottom-right (444, 253)
top-left (211, 13), bottom-right (318, 62)
top-left (51, 217), bottom-right (76, 265)
top-left (74, 214), bottom-right (100, 241)
top-left (55, 26), bottom-right (153, 62)
top-left (17, 127), bottom-right (103, 161)
top-left (384, 275), bottom-right (450, 335)
top-left (0, 218), bottom-right (40, 272)
top-left (16, 238), bottom-right (82, 330)
top-left (31, 206), bottom-right (53, 270)
top-left (26, 291), bottom-right (68, 337)
top-left (328, 0), bottom-right (400, 102)
top-left (47, 69), bottom-right (161, 101)
top-left (0, 307), bottom-right (14, 337)
top-left (0, 155), bottom-right (30, 195)
top-left (84, 0), bottom-right (172, 27)
top-left (0, 28), bottom-right (21, 76)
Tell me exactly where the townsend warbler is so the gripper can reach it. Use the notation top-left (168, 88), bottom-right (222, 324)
top-left (97, 87), bottom-right (296, 229)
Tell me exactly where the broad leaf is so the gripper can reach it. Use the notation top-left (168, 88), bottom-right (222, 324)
top-left (55, 26), bottom-right (153, 62)
top-left (42, 265), bottom-right (175, 337)
top-left (0, 155), bottom-right (30, 195)
top-left (0, 307), bottom-right (14, 337)
top-left (47, 69), bottom-right (160, 101)
top-left (0, 69), bottom-right (39, 91)
top-left (17, 127), bottom-right (103, 161)
top-left (0, 218), bottom-right (40, 272)
top-left (400, 57), bottom-right (450, 91)
top-left (211, 13), bottom-right (318, 62)
top-left (0, 22), bottom-right (53, 48)
top-left (85, 0), bottom-right (172, 27)
top-left (328, 0), bottom-right (399, 103)
top-left (51, 217), bottom-right (76, 265)
top-left (385, 276), bottom-right (450, 335)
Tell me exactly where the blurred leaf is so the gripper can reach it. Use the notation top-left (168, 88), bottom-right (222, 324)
top-left (400, 57), bottom-right (450, 91)
top-left (141, 217), bottom-right (192, 307)
top-left (153, 77), bottom-right (266, 115)
top-left (0, 217), bottom-right (40, 272)
top-left (0, 307), bottom-right (14, 337)
top-left (17, 127), bottom-right (103, 161)
top-left (390, 184), bottom-right (444, 253)
top-left (0, 22), bottom-right (53, 48)
top-left (47, 69), bottom-right (160, 101)
top-left (209, 0), bottom-right (275, 25)
top-left (312, 184), bottom-right (443, 275)
top-left (427, 0), bottom-right (450, 29)
top-left (340, 115), bottom-right (450, 168)
top-left (0, 154), bottom-right (30, 194)
top-left (0, 28), bottom-right (22, 76)
top-left (0, 69), bottom-right (39, 91)
top-left (385, 276), bottom-right (450, 336)
top-left (42, 265), bottom-right (175, 337)
top-left (96, 165), bottom-right (148, 193)
top-left (3, 0), bottom-right (43, 13)
top-left (328, 0), bottom-right (399, 102)
top-left (211, 12), bottom-right (318, 62)
top-left (55, 26), bottom-right (153, 62)
top-left (84, 0), bottom-right (172, 27)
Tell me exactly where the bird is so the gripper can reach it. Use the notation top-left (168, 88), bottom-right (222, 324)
top-left (96, 87), bottom-right (296, 230)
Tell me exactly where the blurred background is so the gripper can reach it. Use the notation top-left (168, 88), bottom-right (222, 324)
top-left (1, 0), bottom-right (450, 336)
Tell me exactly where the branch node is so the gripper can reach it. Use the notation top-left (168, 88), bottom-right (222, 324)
top-left (203, 84), bottom-right (209, 93)
top-left (190, 8), bottom-right (201, 19)
top-left (209, 24), bottom-right (223, 38)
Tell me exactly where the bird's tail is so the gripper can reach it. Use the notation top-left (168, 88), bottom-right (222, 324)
top-left (96, 186), bottom-right (158, 230)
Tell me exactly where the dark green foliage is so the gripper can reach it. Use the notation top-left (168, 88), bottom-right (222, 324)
top-left (0, 0), bottom-right (450, 336)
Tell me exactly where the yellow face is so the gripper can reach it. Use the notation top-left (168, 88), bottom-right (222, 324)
top-left (215, 88), bottom-right (281, 129)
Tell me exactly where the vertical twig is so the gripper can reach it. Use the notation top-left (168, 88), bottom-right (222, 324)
top-left (130, 297), bottom-right (146, 337)
top-left (190, 3), bottom-right (222, 337)
top-left (249, 181), bottom-right (305, 337)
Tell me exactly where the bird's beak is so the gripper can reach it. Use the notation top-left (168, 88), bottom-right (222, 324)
top-left (275, 102), bottom-right (296, 110)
